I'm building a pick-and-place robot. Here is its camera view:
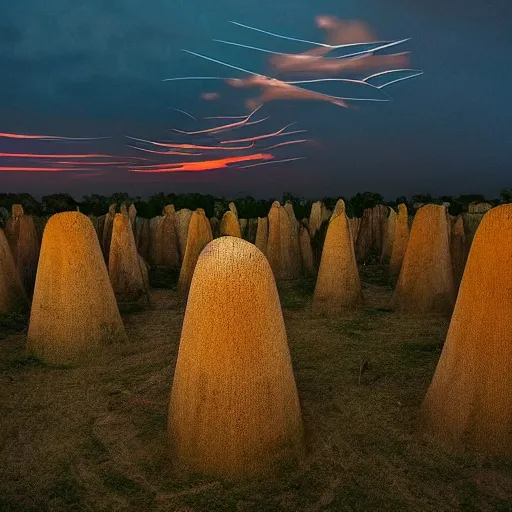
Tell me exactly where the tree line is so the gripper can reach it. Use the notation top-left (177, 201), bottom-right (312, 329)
top-left (0, 189), bottom-right (510, 220)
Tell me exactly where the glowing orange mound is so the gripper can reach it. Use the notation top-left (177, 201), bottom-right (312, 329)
top-left (422, 204), bottom-right (512, 454)
top-left (27, 212), bottom-right (127, 364)
top-left (220, 211), bottom-right (242, 238)
top-left (312, 199), bottom-right (362, 314)
top-left (168, 236), bottom-right (304, 480)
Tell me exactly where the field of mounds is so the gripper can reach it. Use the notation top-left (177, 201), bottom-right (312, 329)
top-left (1, 196), bottom-right (512, 511)
top-left (1, 272), bottom-right (512, 511)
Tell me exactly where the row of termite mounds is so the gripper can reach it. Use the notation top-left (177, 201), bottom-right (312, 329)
top-left (1, 199), bottom-right (511, 477)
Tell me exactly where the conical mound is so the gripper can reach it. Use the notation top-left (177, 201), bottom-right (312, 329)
top-left (209, 217), bottom-right (220, 239)
top-left (355, 208), bottom-right (373, 263)
top-left (175, 208), bottom-right (193, 263)
top-left (27, 212), bottom-right (127, 364)
top-left (450, 215), bottom-right (467, 294)
top-left (389, 203), bottom-right (409, 276)
top-left (462, 209), bottom-right (488, 252)
top-left (421, 205), bottom-right (512, 454)
top-left (348, 217), bottom-right (361, 243)
top-left (101, 204), bottom-right (116, 263)
top-left (380, 207), bottom-right (397, 263)
top-left (177, 209), bottom-right (213, 294)
top-left (5, 205), bottom-right (40, 297)
top-left (0, 228), bottom-right (28, 313)
top-left (220, 211), bottom-right (242, 238)
top-left (109, 213), bottom-right (150, 305)
top-left (299, 220), bottom-right (315, 275)
top-left (228, 201), bottom-right (238, 219)
top-left (266, 202), bottom-right (300, 281)
top-left (284, 201), bottom-right (302, 275)
top-left (149, 216), bottom-right (164, 265)
top-left (128, 204), bottom-right (137, 226)
top-left (392, 204), bottom-right (454, 314)
top-left (371, 204), bottom-right (388, 256)
top-left (134, 217), bottom-right (151, 262)
top-left (308, 201), bottom-right (323, 239)
top-left (246, 218), bottom-right (258, 244)
top-left (160, 207), bottom-right (180, 267)
top-left (168, 236), bottom-right (304, 480)
top-left (255, 217), bottom-right (268, 255)
top-left (239, 218), bottom-right (248, 238)
top-left (312, 200), bottom-right (362, 314)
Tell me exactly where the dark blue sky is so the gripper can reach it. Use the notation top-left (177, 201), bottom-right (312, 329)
top-left (1, 0), bottom-right (511, 199)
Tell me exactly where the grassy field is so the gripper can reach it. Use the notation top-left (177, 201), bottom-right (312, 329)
top-left (1, 264), bottom-right (512, 512)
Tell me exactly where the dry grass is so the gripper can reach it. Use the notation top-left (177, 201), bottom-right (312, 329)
top-left (1, 265), bottom-right (512, 511)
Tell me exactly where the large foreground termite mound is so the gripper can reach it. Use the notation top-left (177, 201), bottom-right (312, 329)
top-left (27, 212), bottom-right (127, 364)
top-left (168, 236), bottom-right (304, 480)
top-left (421, 205), bottom-right (512, 455)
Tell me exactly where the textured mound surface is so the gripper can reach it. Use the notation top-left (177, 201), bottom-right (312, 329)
top-left (312, 201), bottom-right (362, 314)
top-left (389, 203), bottom-right (410, 276)
top-left (255, 217), bottom-right (268, 255)
top-left (266, 202), bottom-right (300, 281)
top-left (27, 212), bottom-right (127, 364)
top-left (109, 213), bottom-right (150, 304)
top-left (299, 220), bottom-right (315, 275)
top-left (380, 207), bottom-right (397, 263)
top-left (169, 236), bottom-right (304, 480)
top-left (177, 209), bottom-right (213, 294)
top-left (392, 205), bottom-right (454, 314)
top-left (5, 205), bottom-right (40, 296)
top-left (175, 209), bottom-right (193, 263)
top-left (0, 228), bottom-right (27, 313)
top-left (422, 205), bottom-right (512, 454)
top-left (220, 211), bottom-right (242, 238)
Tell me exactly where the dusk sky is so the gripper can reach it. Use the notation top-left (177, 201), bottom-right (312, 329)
top-left (1, 0), bottom-right (511, 199)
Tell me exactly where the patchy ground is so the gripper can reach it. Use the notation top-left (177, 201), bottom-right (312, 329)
top-left (1, 265), bottom-right (512, 512)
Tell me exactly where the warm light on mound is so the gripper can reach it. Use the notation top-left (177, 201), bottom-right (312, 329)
top-left (27, 212), bottom-right (127, 364)
top-left (392, 204), bottom-right (454, 314)
top-left (421, 204), bottom-right (512, 454)
top-left (109, 213), bottom-right (150, 305)
top-left (220, 210), bottom-right (242, 237)
top-left (312, 199), bottom-right (362, 314)
top-left (177, 208), bottom-right (213, 294)
top-left (168, 236), bottom-right (304, 480)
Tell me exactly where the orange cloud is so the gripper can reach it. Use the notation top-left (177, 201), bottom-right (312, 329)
top-left (130, 152), bottom-right (273, 173)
